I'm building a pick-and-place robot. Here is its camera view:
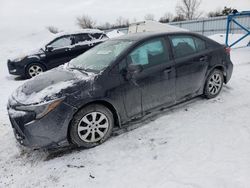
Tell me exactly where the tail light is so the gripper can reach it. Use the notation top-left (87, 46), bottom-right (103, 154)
top-left (224, 46), bottom-right (231, 55)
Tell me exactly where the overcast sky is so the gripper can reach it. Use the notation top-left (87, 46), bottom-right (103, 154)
top-left (0, 0), bottom-right (249, 32)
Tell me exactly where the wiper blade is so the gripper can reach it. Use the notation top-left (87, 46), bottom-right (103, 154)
top-left (68, 66), bottom-right (89, 76)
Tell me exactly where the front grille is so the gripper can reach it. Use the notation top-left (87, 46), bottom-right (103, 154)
top-left (7, 60), bottom-right (15, 70)
top-left (9, 117), bottom-right (25, 138)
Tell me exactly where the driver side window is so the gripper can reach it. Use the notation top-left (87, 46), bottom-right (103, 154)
top-left (128, 38), bottom-right (169, 68)
top-left (50, 36), bottom-right (72, 49)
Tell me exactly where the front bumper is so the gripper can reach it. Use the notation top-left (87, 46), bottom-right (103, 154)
top-left (7, 102), bottom-right (76, 149)
top-left (7, 60), bottom-right (26, 76)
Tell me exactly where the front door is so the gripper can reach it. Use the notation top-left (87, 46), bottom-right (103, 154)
top-left (45, 36), bottom-right (74, 69)
top-left (123, 37), bottom-right (176, 118)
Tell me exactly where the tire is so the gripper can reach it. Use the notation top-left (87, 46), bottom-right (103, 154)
top-left (204, 69), bottom-right (224, 99)
top-left (25, 63), bottom-right (45, 78)
top-left (69, 104), bottom-right (114, 148)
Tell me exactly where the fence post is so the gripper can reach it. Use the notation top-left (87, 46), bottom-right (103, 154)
top-left (202, 19), bottom-right (205, 35)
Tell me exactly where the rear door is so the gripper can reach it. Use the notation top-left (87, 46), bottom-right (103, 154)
top-left (70, 34), bottom-right (93, 58)
top-left (168, 34), bottom-right (209, 101)
top-left (123, 37), bottom-right (176, 117)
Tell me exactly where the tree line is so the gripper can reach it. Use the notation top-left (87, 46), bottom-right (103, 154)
top-left (47, 0), bottom-right (237, 33)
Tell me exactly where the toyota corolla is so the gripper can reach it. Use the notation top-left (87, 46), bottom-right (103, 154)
top-left (7, 32), bottom-right (233, 149)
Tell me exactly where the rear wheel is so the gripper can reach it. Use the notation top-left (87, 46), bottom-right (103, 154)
top-left (70, 104), bottom-right (114, 148)
top-left (204, 69), bottom-right (224, 99)
top-left (26, 63), bottom-right (45, 78)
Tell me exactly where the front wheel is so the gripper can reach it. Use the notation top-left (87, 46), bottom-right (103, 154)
top-left (69, 104), bottom-right (114, 148)
top-left (25, 63), bottom-right (45, 78)
top-left (204, 69), bottom-right (224, 99)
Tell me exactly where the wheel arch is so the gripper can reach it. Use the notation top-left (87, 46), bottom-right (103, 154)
top-left (67, 100), bottom-right (121, 144)
top-left (24, 60), bottom-right (47, 72)
top-left (208, 65), bottom-right (227, 83)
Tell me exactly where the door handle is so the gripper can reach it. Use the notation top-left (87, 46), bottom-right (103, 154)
top-left (199, 56), bottom-right (208, 62)
top-left (163, 67), bottom-right (172, 74)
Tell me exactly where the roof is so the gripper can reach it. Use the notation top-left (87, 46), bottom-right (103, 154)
top-left (53, 29), bottom-right (104, 38)
top-left (112, 31), bottom-right (191, 41)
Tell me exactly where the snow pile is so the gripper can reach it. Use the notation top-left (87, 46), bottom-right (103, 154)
top-left (208, 33), bottom-right (250, 48)
top-left (128, 20), bottom-right (188, 34)
top-left (55, 29), bottom-right (104, 37)
top-left (106, 30), bottom-right (125, 38)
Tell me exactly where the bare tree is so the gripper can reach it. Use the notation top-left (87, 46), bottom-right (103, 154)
top-left (103, 22), bottom-right (112, 29)
top-left (208, 9), bottom-right (223, 17)
top-left (97, 22), bottom-right (112, 30)
top-left (159, 12), bottom-right (174, 23)
top-left (115, 16), bottom-right (129, 27)
top-left (207, 7), bottom-right (237, 18)
top-left (176, 0), bottom-right (202, 20)
top-left (46, 26), bottom-right (59, 34)
top-left (76, 14), bottom-right (96, 29)
top-left (144, 14), bottom-right (155, 21)
top-left (172, 14), bottom-right (186, 22)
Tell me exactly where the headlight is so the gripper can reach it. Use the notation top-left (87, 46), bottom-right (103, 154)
top-left (16, 98), bottom-right (64, 119)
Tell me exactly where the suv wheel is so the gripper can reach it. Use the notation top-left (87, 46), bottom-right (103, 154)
top-left (26, 63), bottom-right (45, 78)
top-left (70, 104), bottom-right (114, 148)
top-left (204, 69), bottom-right (224, 99)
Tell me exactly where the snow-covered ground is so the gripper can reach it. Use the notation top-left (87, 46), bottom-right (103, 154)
top-left (0, 31), bottom-right (250, 188)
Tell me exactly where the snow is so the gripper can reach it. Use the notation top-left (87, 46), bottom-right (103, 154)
top-left (7, 28), bottom-right (106, 61)
top-left (106, 29), bottom-right (125, 38)
top-left (7, 108), bottom-right (27, 118)
top-left (208, 33), bottom-right (250, 48)
top-left (128, 20), bottom-right (188, 34)
top-left (55, 29), bottom-right (104, 37)
top-left (12, 80), bottom-right (75, 105)
top-left (1, 31), bottom-right (250, 188)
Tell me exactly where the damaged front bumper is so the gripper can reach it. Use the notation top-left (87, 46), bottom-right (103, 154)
top-left (7, 102), bottom-right (76, 149)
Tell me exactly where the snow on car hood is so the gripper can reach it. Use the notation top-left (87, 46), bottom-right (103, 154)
top-left (11, 66), bottom-right (96, 105)
top-left (10, 48), bottom-right (44, 62)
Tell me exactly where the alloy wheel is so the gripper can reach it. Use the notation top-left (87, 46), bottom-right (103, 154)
top-left (28, 65), bottom-right (43, 77)
top-left (208, 73), bottom-right (223, 95)
top-left (77, 112), bottom-right (110, 143)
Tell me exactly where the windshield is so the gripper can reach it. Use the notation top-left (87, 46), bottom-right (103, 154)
top-left (69, 39), bottom-right (134, 72)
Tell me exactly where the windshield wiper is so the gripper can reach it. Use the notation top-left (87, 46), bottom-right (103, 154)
top-left (68, 65), bottom-right (89, 76)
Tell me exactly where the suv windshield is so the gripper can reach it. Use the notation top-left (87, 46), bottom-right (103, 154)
top-left (70, 40), bottom-right (133, 72)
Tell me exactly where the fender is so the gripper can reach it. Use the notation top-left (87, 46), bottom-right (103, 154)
top-left (71, 97), bottom-right (122, 128)
top-left (24, 56), bottom-right (48, 71)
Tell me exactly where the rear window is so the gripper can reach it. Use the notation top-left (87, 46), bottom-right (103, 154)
top-left (74, 34), bottom-right (92, 44)
top-left (194, 37), bottom-right (206, 52)
top-left (169, 35), bottom-right (206, 58)
top-left (91, 33), bottom-right (108, 40)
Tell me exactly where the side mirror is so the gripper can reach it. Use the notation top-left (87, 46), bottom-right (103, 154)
top-left (123, 64), bottom-right (143, 80)
top-left (46, 45), bottom-right (54, 52)
top-left (127, 64), bottom-right (143, 74)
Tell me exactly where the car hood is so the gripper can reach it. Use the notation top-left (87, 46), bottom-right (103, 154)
top-left (10, 48), bottom-right (44, 62)
top-left (10, 66), bottom-right (96, 105)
